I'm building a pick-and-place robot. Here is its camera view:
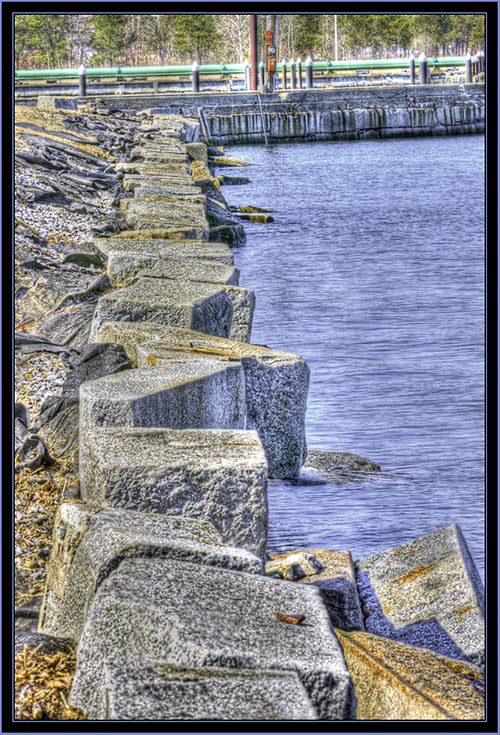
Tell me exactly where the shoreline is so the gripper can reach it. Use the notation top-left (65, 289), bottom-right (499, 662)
top-left (14, 99), bottom-right (485, 722)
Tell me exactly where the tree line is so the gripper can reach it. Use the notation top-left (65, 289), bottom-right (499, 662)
top-left (15, 14), bottom-right (485, 70)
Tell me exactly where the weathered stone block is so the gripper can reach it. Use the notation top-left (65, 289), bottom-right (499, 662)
top-left (223, 284), bottom-right (255, 342)
top-left (91, 237), bottom-right (234, 265)
top-left (122, 175), bottom-right (197, 192)
top-left (79, 361), bottom-right (245, 432)
top-left (94, 323), bottom-right (309, 479)
top-left (124, 201), bottom-right (208, 231)
top-left (70, 558), bottom-right (355, 720)
top-left (39, 507), bottom-right (262, 642)
top-left (101, 659), bottom-right (317, 720)
top-left (355, 524), bottom-right (485, 670)
top-left (185, 142), bottom-right (208, 164)
top-left (107, 251), bottom-right (239, 287)
top-left (120, 193), bottom-right (206, 212)
top-left (267, 549), bottom-right (365, 631)
top-left (80, 427), bottom-right (268, 556)
top-left (335, 630), bottom-right (485, 720)
top-left (88, 278), bottom-right (234, 341)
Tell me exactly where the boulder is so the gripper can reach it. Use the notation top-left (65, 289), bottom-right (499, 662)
top-left (101, 660), bottom-right (317, 720)
top-left (267, 549), bottom-right (364, 631)
top-left (94, 323), bottom-right (309, 479)
top-left (355, 524), bottom-right (485, 671)
top-left (39, 506), bottom-right (262, 643)
top-left (88, 278), bottom-right (234, 342)
top-left (70, 558), bottom-right (355, 720)
top-left (107, 251), bottom-right (239, 287)
top-left (79, 361), bottom-right (245, 432)
top-left (79, 427), bottom-right (268, 556)
top-left (91, 238), bottom-right (234, 266)
top-left (335, 630), bottom-right (485, 720)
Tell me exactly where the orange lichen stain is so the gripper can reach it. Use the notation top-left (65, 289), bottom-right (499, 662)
top-left (456, 605), bottom-right (472, 620)
top-left (393, 562), bottom-right (438, 585)
top-left (403, 545), bottom-right (424, 560)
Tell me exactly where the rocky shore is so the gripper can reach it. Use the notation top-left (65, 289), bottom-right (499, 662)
top-left (14, 101), bottom-right (485, 722)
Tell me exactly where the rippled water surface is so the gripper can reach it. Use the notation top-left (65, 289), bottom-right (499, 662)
top-left (216, 135), bottom-right (484, 579)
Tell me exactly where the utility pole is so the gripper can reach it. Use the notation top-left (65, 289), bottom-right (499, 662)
top-left (250, 14), bottom-right (258, 91)
top-left (265, 15), bottom-right (277, 92)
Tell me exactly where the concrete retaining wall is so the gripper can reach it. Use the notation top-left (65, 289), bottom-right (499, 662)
top-left (36, 107), bottom-right (485, 721)
top-left (39, 84), bottom-right (485, 145)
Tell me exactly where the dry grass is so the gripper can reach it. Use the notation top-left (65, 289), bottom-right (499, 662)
top-left (14, 645), bottom-right (85, 720)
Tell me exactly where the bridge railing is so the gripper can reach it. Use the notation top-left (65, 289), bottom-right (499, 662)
top-left (14, 57), bottom-right (468, 83)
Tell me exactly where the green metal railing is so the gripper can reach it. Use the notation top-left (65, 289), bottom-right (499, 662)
top-left (14, 57), bottom-right (466, 83)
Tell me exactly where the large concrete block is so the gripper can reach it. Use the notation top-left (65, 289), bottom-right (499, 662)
top-left (80, 427), bottom-right (268, 556)
top-left (39, 506), bottom-right (262, 642)
top-left (267, 549), bottom-right (365, 632)
top-left (88, 277), bottom-right (234, 341)
top-left (122, 175), bottom-right (196, 192)
top-left (94, 323), bottom-right (309, 479)
top-left (92, 237), bottom-right (234, 265)
top-left (336, 630), bottom-right (485, 720)
top-left (107, 250), bottom-right (239, 287)
top-left (129, 279), bottom-right (255, 344)
top-left (70, 558), bottom-right (355, 720)
top-left (79, 361), bottom-right (245, 431)
top-left (124, 200), bottom-right (208, 232)
top-left (101, 660), bottom-right (317, 720)
top-left (355, 524), bottom-right (485, 670)
top-left (135, 329), bottom-right (309, 479)
top-left (120, 193), bottom-right (206, 212)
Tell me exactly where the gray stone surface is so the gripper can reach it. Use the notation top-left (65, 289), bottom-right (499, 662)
top-left (39, 507), bottom-right (262, 642)
top-left (70, 558), bottom-right (355, 720)
top-left (223, 284), bottom-right (255, 343)
top-left (355, 524), bottom-right (485, 671)
top-left (92, 322), bottom-right (308, 478)
top-left (120, 193), bottom-right (206, 211)
top-left (107, 250), bottom-right (239, 287)
top-left (122, 175), bottom-right (197, 192)
top-left (88, 277), bottom-right (234, 341)
top-left (133, 327), bottom-right (309, 479)
top-left (124, 200), bottom-right (208, 234)
top-left (101, 659), bottom-right (317, 720)
top-left (80, 427), bottom-right (268, 556)
top-left (91, 237), bottom-right (234, 265)
top-left (79, 361), bottom-right (245, 432)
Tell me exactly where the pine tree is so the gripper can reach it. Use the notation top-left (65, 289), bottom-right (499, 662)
top-left (173, 15), bottom-right (221, 64)
top-left (91, 15), bottom-right (133, 66)
top-left (23, 15), bottom-right (71, 69)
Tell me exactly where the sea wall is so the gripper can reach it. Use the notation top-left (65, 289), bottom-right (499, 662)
top-left (39, 84), bottom-right (485, 144)
top-left (27, 107), bottom-right (485, 721)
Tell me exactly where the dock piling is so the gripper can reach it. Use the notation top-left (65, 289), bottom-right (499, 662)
top-left (290, 59), bottom-right (297, 89)
top-left (305, 56), bottom-right (313, 88)
top-left (297, 57), bottom-right (303, 89)
top-left (419, 52), bottom-right (428, 85)
top-left (409, 53), bottom-right (415, 85)
top-left (281, 59), bottom-right (287, 90)
top-left (192, 61), bottom-right (200, 92)
top-left (78, 64), bottom-right (86, 97)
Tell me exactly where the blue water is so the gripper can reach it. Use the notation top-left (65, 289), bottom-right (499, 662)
top-left (216, 135), bottom-right (485, 580)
